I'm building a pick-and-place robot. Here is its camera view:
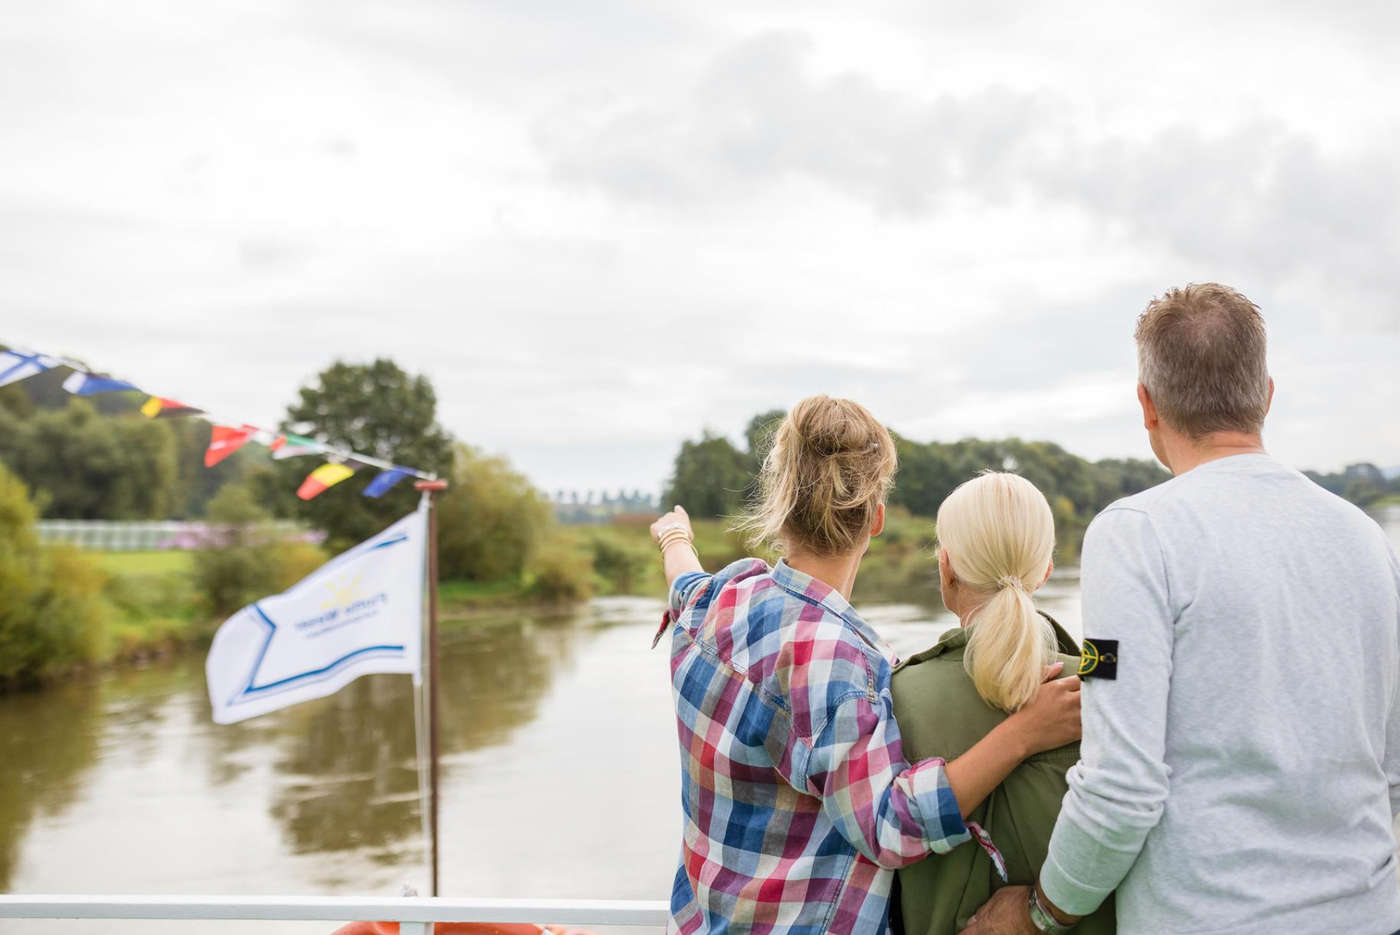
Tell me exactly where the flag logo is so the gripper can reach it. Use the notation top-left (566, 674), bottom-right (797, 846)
top-left (205, 508), bottom-right (427, 724)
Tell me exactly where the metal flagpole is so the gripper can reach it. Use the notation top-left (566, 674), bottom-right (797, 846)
top-left (411, 638), bottom-right (432, 892)
top-left (414, 479), bottom-right (449, 897)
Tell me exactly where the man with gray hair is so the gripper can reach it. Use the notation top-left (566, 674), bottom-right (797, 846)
top-left (963, 284), bottom-right (1400, 934)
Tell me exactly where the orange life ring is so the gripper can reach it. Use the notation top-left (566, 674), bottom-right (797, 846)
top-left (331, 923), bottom-right (598, 935)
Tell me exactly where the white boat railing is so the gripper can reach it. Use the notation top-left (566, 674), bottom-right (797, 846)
top-left (0, 894), bottom-right (670, 933)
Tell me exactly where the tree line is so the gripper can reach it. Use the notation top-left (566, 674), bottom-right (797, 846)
top-left (1302, 463), bottom-right (1400, 508)
top-left (0, 356), bottom-right (563, 688)
top-left (661, 409), bottom-right (1398, 554)
top-left (0, 358), bottom-right (549, 586)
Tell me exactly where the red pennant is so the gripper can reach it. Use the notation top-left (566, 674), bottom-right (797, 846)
top-left (205, 424), bottom-right (255, 467)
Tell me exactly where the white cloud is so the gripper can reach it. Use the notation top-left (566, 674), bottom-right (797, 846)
top-left (2, 1), bottom-right (1397, 493)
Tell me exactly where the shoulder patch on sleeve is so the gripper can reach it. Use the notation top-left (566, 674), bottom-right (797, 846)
top-left (1079, 638), bottom-right (1118, 680)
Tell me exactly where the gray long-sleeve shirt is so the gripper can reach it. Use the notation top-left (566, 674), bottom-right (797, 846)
top-left (1040, 453), bottom-right (1400, 935)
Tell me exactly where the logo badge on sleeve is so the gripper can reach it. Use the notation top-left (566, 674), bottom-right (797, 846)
top-left (1078, 638), bottom-right (1118, 680)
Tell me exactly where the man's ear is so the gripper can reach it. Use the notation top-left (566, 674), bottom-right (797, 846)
top-left (870, 502), bottom-right (886, 538)
top-left (1137, 383), bottom-right (1159, 430)
top-left (1265, 377), bottom-right (1275, 416)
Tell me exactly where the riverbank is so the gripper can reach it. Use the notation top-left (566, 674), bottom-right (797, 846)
top-left (8, 512), bottom-right (957, 689)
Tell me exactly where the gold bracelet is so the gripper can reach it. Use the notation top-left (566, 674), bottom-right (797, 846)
top-left (657, 530), bottom-right (699, 560)
top-left (657, 530), bottom-right (692, 552)
top-left (655, 526), bottom-right (690, 546)
top-left (667, 541), bottom-right (701, 562)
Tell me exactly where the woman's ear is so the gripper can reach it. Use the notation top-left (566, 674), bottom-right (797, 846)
top-left (1037, 558), bottom-right (1054, 591)
top-left (938, 547), bottom-right (954, 591)
top-left (870, 501), bottom-right (886, 538)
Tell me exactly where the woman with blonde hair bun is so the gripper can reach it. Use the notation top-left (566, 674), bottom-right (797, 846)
top-left (651, 399), bottom-right (1082, 935)
top-left (890, 472), bottom-right (1114, 934)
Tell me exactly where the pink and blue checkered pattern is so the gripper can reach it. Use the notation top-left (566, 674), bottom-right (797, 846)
top-left (665, 558), bottom-right (970, 935)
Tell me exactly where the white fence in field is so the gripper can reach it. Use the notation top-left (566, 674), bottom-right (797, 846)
top-left (36, 519), bottom-right (323, 551)
top-left (0, 894), bottom-right (670, 933)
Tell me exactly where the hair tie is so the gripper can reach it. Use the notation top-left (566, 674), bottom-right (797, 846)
top-left (996, 575), bottom-right (1025, 592)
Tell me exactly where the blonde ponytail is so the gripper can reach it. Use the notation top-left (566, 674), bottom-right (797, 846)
top-left (935, 472), bottom-right (1056, 713)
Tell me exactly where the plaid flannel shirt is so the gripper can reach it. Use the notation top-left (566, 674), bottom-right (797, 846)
top-left (664, 558), bottom-right (971, 935)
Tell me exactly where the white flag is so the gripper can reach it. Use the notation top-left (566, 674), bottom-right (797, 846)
top-left (206, 506), bottom-right (427, 724)
top-left (0, 349), bottom-right (62, 388)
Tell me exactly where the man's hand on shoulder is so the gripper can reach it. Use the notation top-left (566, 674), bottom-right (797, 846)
top-left (959, 886), bottom-right (1037, 935)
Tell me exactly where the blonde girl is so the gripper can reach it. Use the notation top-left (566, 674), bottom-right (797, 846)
top-left (891, 472), bottom-right (1113, 935)
top-left (651, 400), bottom-right (1081, 935)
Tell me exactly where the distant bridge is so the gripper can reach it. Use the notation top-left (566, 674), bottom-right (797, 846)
top-left (549, 489), bottom-right (659, 524)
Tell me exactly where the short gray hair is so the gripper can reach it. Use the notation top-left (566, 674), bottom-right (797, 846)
top-left (1134, 283), bottom-right (1270, 438)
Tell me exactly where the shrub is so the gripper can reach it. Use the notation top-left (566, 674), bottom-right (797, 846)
top-left (586, 531), bottom-right (655, 595)
top-left (437, 445), bottom-right (551, 582)
top-left (524, 544), bottom-right (594, 603)
top-left (193, 484), bottom-right (282, 618)
top-left (271, 541), bottom-right (329, 591)
top-left (0, 463), bottom-right (110, 687)
top-left (30, 546), bottom-right (110, 669)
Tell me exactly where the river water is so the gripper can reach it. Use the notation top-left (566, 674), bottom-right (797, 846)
top-left (3, 505), bottom-right (1398, 933)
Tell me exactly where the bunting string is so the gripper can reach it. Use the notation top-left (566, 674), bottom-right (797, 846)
top-left (0, 346), bottom-right (436, 500)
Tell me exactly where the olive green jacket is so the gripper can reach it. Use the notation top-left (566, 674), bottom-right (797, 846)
top-left (890, 615), bottom-right (1116, 935)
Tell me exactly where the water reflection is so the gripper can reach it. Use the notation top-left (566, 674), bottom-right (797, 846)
top-left (263, 610), bottom-right (588, 860)
top-left (0, 680), bottom-right (101, 888)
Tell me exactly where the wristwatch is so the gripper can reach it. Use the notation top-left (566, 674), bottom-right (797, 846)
top-left (1027, 887), bottom-right (1075, 934)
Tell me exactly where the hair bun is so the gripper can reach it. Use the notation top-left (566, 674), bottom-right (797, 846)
top-left (739, 394), bottom-right (897, 557)
top-left (794, 400), bottom-right (875, 457)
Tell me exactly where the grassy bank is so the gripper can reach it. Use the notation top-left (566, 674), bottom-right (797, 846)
top-left (518, 507), bottom-right (1091, 610)
top-left (499, 511), bottom-right (953, 611)
top-left (94, 552), bottom-right (202, 660)
top-left (13, 512), bottom-right (959, 687)
top-left (83, 513), bottom-right (954, 630)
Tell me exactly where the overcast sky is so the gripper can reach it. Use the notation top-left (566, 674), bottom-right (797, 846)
top-left (5, 1), bottom-right (1398, 493)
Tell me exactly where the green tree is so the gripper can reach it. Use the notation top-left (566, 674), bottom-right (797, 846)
top-left (1341, 463), bottom-right (1389, 507)
top-left (436, 444), bottom-right (552, 581)
top-left (168, 419), bottom-right (263, 519)
top-left (879, 431), bottom-right (1166, 556)
top-left (0, 399), bottom-right (178, 519)
top-left (266, 359), bottom-right (454, 550)
top-left (662, 430), bottom-right (753, 518)
top-left (887, 433), bottom-right (961, 517)
top-left (744, 409), bottom-right (787, 467)
top-left (1092, 457), bottom-right (1171, 508)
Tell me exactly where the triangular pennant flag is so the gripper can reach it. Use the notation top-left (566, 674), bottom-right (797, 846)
top-left (140, 396), bottom-right (205, 419)
top-left (205, 424), bottom-right (256, 467)
top-left (363, 467), bottom-right (413, 498)
top-left (0, 349), bottom-right (62, 388)
top-left (297, 462), bottom-right (357, 500)
top-left (248, 428), bottom-right (282, 451)
top-left (62, 371), bottom-right (141, 395)
top-left (272, 433), bottom-right (323, 460)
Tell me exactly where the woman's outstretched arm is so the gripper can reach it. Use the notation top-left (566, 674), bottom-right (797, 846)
top-left (651, 505), bottom-right (703, 588)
